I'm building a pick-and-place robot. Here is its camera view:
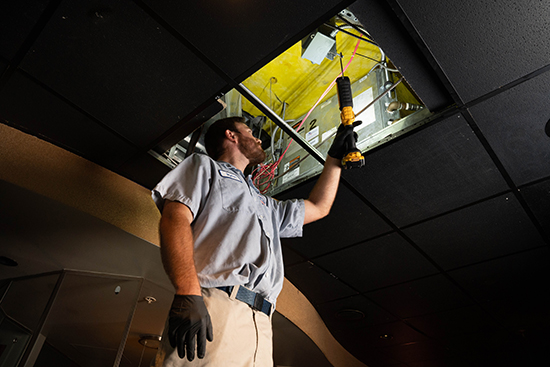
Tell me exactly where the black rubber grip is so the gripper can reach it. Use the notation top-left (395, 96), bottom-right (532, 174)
top-left (336, 76), bottom-right (353, 110)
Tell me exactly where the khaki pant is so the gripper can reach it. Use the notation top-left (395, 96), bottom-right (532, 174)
top-left (155, 288), bottom-right (273, 367)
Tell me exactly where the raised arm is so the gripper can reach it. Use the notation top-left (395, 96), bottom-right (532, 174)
top-left (303, 120), bottom-right (363, 224)
top-left (159, 200), bottom-right (213, 361)
top-left (303, 156), bottom-right (342, 224)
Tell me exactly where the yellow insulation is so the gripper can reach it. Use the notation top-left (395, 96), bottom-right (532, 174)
top-left (242, 27), bottom-right (421, 125)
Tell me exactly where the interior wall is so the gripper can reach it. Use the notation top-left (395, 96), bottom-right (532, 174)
top-left (0, 123), bottom-right (364, 367)
top-left (0, 123), bottom-right (160, 245)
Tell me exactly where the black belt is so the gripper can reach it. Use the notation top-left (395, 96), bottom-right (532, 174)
top-left (216, 286), bottom-right (272, 316)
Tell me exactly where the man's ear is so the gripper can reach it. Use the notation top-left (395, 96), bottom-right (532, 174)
top-left (225, 129), bottom-right (238, 143)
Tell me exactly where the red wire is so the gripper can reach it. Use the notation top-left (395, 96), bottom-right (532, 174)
top-left (253, 39), bottom-right (362, 193)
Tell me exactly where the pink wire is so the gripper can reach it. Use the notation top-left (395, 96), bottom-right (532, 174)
top-left (254, 39), bottom-right (362, 193)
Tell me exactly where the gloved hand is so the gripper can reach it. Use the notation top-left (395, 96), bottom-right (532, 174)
top-left (168, 295), bottom-right (214, 361)
top-left (328, 121), bottom-right (362, 160)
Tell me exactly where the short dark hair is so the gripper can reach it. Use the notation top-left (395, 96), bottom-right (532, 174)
top-left (204, 116), bottom-right (246, 160)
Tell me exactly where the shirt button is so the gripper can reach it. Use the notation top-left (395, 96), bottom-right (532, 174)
top-left (266, 232), bottom-right (271, 237)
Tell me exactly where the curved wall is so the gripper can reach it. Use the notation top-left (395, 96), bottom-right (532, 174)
top-left (0, 123), bottom-right (365, 367)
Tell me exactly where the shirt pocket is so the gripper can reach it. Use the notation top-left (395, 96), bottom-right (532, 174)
top-left (218, 176), bottom-right (249, 212)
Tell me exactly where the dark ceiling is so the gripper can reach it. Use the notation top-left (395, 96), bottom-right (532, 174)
top-left (2, 1), bottom-right (550, 367)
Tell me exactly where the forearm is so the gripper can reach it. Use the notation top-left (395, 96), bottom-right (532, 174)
top-left (303, 156), bottom-right (342, 224)
top-left (159, 202), bottom-right (202, 296)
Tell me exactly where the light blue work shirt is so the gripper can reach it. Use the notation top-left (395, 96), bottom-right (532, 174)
top-left (152, 153), bottom-right (305, 306)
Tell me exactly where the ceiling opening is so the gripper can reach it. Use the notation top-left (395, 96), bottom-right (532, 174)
top-left (150, 9), bottom-right (430, 195)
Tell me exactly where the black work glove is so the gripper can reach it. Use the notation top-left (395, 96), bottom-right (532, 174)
top-left (168, 295), bottom-right (214, 361)
top-left (328, 121), bottom-right (362, 160)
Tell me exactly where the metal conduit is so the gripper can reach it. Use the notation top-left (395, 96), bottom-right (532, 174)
top-left (235, 83), bottom-right (326, 164)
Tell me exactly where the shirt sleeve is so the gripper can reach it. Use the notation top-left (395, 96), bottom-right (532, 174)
top-left (270, 197), bottom-right (305, 238)
top-left (151, 154), bottom-right (213, 218)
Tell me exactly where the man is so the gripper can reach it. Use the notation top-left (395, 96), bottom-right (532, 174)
top-left (152, 116), bottom-right (358, 366)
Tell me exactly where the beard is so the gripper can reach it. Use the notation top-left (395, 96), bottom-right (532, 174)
top-left (238, 136), bottom-right (266, 166)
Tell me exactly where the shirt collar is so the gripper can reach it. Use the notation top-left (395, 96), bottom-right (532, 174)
top-left (218, 161), bottom-right (246, 179)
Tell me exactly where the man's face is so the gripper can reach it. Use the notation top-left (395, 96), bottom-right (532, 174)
top-left (235, 123), bottom-right (266, 165)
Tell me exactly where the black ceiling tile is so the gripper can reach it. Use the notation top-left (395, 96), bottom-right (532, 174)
top-left (343, 114), bottom-right (508, 227)
top-left (520, 178), bottom-right (550, 237)
top-left (333, 339), bottom-right (404, 367)
top-left (315, 233), bottom-right (439, 292)
top-left (396, 0), bottom-right (550, 102)
top-left (403, 194), bottom-right (545, 270)
top-left (447, 329), bottom-right (550, 367)
top-left (19, 0), bottom-right (227, 148)
top-left (0, 58), bottom-right (7, 74)
top-left (468, 71), bottom-right (550, 186)
top-left (0, 0), bottom-right (50, 60)
top-left (315, 294), bottom-right (397, 331)
top-left (348, 2), bottom-right (453, 111)
top-left (142, 0), bottom-right (348, 80)
top-left (335, 320), bottom-right (430, 351)
top-left (366, 274), bottom-right (473, 319)
top-left (278, 180), bottom-right (392, 258)
top-left (117, 152), bottom-right (172, 190)
top-left (480, 289), bottom-right (550, 330)
top-left (405, 305), bottom-right (501, 339)
top-left (284, 262), bottom-right (357, 305)
top-left (409, 357), bottom-right (474, 367)
top-left (448, 247), bottom-right (550, 304)
top-left (381, 340), bottom-right (462, 366)
top-left (282, 245), bottom-right (306, 268)
top-left (0, 72), bottom-right (138, 168)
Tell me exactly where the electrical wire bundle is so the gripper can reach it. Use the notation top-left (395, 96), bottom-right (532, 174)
top-left (252, 39), bottom-right (362, 193)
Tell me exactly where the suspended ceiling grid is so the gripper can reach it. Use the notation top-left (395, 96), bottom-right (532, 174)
top-left (1, 1), bottom-right (550, 367)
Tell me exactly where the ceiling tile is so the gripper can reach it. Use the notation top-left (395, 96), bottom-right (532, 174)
top-left (468, 71), bottom-right (550, 185)
top-left (338, 343), bottom-right (403, 367)
top-left (520, 178), bottom-right (550, 237)
top-left (448, 247), bottom-right (550, 305)
top-left (447, 325), bottom-right (550, 367)
top-left (480, 289), bottom-right (550, 330)
top-left (278, 180), bottom-right (392, 258)
top-left (19, 0), bottom-right (227, 148)
top-left (315, 294), bottom-right (397, 331)
top-left (348, 1), bottom-right (453, 111)
top-left (408, 357), bottom-right (474, 367)
top-left (282, 245), bottom-right (306, 267)
top-left (396, 0), bottom-right (550, 102)
top-left (381, 340), bottom-right (463, 365)
top-left (0, 72), bottom-right (138, 168)
top-left (405, 305), bottom-right (501, 339)
top-left (343, 113), bottom-right (508, 227)
top-left (117, 152), bottom-right (171, 190)
top-left (332, 320), bottom-right (430, 353)
top-left (315, 233), bottom-right (439, 292)
top-left (366, 274), bottom-right (473, 319)
top-left (0, 0), bottom-right (49, 60)
top-left (142, 0), bottom-right (348, 80)
top-left (0, 58), bottom-right (7, 74)
top-left (284, 262), bottom-right (357, 305)
top-left (403, 194), bottom-right (545, 270)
